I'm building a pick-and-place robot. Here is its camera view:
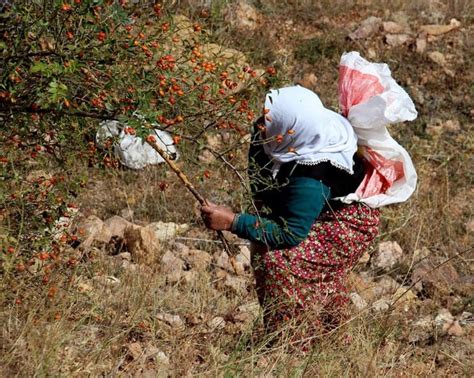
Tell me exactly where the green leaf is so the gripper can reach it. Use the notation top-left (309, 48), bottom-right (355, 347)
top-left (30, 62), bottom-right (48, 73)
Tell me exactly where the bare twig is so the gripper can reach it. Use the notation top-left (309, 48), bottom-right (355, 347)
top-left (0, 105), bottom-right (117, 121)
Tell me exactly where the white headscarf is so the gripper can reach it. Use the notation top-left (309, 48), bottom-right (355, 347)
top-left (262, 86), bottom-right (358, 176)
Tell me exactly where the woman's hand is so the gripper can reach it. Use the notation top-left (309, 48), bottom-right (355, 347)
top-left (201, 201), bottom-right (236, 231)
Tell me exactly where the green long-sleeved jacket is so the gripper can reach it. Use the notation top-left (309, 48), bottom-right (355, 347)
top-left (232, 176), bottom-right (331, 249)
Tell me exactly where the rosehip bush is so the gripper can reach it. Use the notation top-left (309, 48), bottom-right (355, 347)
top-left (0, 0), bottom-right (277, 296)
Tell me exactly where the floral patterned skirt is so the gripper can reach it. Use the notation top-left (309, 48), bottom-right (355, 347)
top-left (251, 202), bottom-right (380, 339)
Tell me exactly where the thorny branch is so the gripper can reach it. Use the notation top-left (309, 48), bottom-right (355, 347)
top-left (145, 138), bottom-right (239, 266)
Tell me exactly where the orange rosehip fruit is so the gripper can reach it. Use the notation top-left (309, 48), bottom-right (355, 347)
top-left (146, 135), bottom-right (157, 143)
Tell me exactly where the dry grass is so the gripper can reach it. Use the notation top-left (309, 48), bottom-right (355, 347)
top-left (1, 0), bottom-right (473, 376)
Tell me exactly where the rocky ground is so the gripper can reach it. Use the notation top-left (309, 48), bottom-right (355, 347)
top-left (1, 0), bottom-right (473, 376)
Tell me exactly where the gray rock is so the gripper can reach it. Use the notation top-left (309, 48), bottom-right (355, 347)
top-left (383, 21), bottom-right (408, 34)
top-left (147, 221), bottom-right (189, 241)
top-left (181, 249), bottom-right (212, 272)
top-left (428, 51), bottom-right (447, 66)
top-left (409, 316), bottom-right (434, 343)
top-left (349, 16), bottom-right (382, 40)
top-left (224, 274), bottom-right (248, 294)
top-left (350, 292), bottom-right (368, 311)
top-left (442, 320), bottom-right (464, 337)
top-left (156, 313), bottom-right (185, 330)
top-left (416, 37), bottom-right (427, 53)
top-left (160, 250), bottom-right (185, 283)
top-left (411, 257), bottom-right (459, 297)
top-left (373, 241), bottom-right (403, 270)
top-left (385, 33), bottom-right (412, 47)
top-left (435, 308), bottom-right (454, 326)
top-left (223, 0), bottom-right (260, 32)
top-left (373, 275), bottom-right (400, 297)
top-left (236, 245), bottom-right (251, 269)
top-left (103, 215), bottom-right (132, 239)
top-left (372, 298), bottom-right (390, 312)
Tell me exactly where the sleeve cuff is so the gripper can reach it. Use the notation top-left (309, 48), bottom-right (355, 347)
top-left (231, 213), bottom-right (241, 233)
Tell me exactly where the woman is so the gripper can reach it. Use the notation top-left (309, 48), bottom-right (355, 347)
top-left (201, 86), bottom-right (380, 342)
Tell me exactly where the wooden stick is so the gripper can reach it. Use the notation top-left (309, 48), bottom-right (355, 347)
top-left (146, 138), bottom-right (238, 259)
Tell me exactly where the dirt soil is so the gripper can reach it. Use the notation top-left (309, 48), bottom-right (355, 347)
top-left (1, 1), bottom-right (473, 376)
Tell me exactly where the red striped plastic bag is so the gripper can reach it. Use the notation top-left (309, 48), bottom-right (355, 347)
top-left (337, 51), bottom-right (418, 207)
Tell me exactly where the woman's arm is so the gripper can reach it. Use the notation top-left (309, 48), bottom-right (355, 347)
top-left (202, 177), bottom-right (330, 250)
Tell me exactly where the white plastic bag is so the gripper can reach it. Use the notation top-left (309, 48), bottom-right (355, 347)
top-left (96, 120), bottom-right (178, 170)
top-left (337, 51), bottom-right (418, 208)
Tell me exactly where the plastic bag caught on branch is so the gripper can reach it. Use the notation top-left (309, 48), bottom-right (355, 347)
top-left (336, 51), bottom-right (418, 208)
top-left (96, 120), bottom-right (179, 170)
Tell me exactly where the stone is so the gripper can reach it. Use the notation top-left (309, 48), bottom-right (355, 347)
top-left (103, 215), bottom-right (132, 239)
top-left (373, 275), bottom-right (399, 297)
top-left (409, 316), bottom-right (434, 343)
top-left (200, 43), bottom-right (247, 67)
top-left (443, 320), bottom-right (464, 337)
top-left (229, 259), bottom-right (246, 276)
top-left (172, 242), bottom-right (190, 256)
top-left (206, 134), bottom-right (222, 150)
top-left (420, 18), bottom-right (461, 36)
top-left (121, 260), bottom-right (138, 272)
top-left (156, 313), bottom-right (185, 330)
top-left (428, 51), bottom-right (447, 66)
top-left (383, 21), bottom-right (407, 34)
top-left (348, 272), bottom-right (377, 302)
top-left (411, 257), bottom-right (460, 297)
top-left (145, 346), bottom-right (169, 365)
top-left (207, 316), bottom-right (226, 330)
top-left (416, 37), bottom-right (427, 53)
top-left (372, 298), bottom-right (390, 312)
top-left (234, 302), bottom-right (260, 322)
top-left (443, 119), bottom-right (461, 133)
top-left (392, 287), bottom-right (418, 305)
top-left (223, 0), bottom-right (260, 32)
top-left (160, 250), bottom-right (185, 283)
top-left (391, 11), bottom-right (410, 29)
top-left (350, 292), bottom-right (368, 311)
top-left (181, 249), bottom-right (212, 272)
top-left (412, 247), bottom-right (430, 263)
top-left (119, 208), bottom-right (134, 221)
top-left (124, 225), bottom-right (162, 265)
top-left (127, 342), bottom-right (143, 360)
top-left (223, 274), bottom-right (248, 294)
top-left (182, 270), bottom-right (198, 284)
top-left (373, 241), bottom-right (403, 270)
top-left (77, 280), bottom-right (93, 293)
top-left (71, 215), bottom-right (111, 247)
top-left (214, 251), bottom-right (233, 272)
top-left (172, 14), bottom-right (195, 43)
top-left (236, 246), bottom-right (251, 269)
top-left (435, 308), bottom-right (454, 325)
top-left (118, 252), bottom-right (131, 261)
top-left (147, 221), bottom-right (189, 241)
top-left (367, 48), bottom-right (377, 59)
top-left (385, 34), bottom-right (412, 47)
top-left (348, 16), bottom-right (382, 40)
top-left (198, 149), bottom-right (215, 164)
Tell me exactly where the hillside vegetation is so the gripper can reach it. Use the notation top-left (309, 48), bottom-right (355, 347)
top-left (1, 0), bottom-right (472, 376)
